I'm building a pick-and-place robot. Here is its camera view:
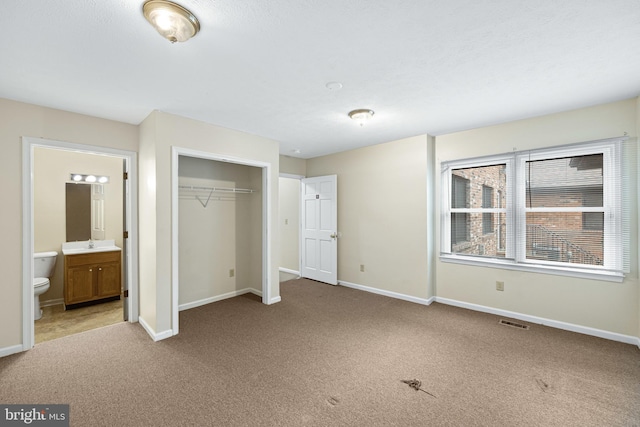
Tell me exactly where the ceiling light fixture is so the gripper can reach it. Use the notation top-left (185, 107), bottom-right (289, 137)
top-left (69, 174), bottom-right (110, 184)
top-left (143, 0), bottom-right (200, 43)
top-left (348, 109), bottom-right (375, 126)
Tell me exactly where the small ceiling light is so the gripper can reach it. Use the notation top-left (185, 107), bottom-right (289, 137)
top-left (348, 109), bottom-right (375, 126)
top-left (143, 0), bottom-right (200, 43)
top-left (72, 174), bottom-right (83, 182)
top-left (98, 176), bottom-right (110, 184)
top-left (85, 175), bottom-right (97, 183)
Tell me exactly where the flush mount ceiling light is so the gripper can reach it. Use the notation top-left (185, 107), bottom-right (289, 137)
top-left (348, 109), bottom-right (375, 126)
top-left (143, 0), bottom-right (200, 43)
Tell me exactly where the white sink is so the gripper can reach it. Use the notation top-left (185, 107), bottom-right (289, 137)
top-left (62, 240), bottom-right (121, 255)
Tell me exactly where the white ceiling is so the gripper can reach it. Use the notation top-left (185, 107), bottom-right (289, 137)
top-left (1, 1), bottom-right (639, 159)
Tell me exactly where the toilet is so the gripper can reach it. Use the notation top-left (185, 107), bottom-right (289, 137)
top-left (33, 251), bottom-right (58, 321)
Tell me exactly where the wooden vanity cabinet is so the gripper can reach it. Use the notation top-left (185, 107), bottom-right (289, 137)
top-left (64, 250), bottom-right (121, 307)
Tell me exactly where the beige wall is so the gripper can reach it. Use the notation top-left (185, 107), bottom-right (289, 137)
top-left (0, 97), bottom-right (138, 351)
top-left (279, 177), bottom-right (300, 271)
top-left (34, 148), bottom-right (123, 304)
top-left (637, 96), bottom-right (640, 340)
top-left (279, 155), bottom-right (306, 176)
top-left (307, 135), bottom-right (430, 299)
top-left (178, 157), bottom-right (263, 306)
top-left (138, 111), bottom-right (280, 336)
top-left (436, 98), bottom-right (639, 337)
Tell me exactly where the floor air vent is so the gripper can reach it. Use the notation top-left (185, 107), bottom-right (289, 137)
top-left (499, 319), bottom-right (530, 330)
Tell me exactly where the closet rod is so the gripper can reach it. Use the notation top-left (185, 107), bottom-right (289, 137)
top-left (178, 185), bottom-right (255, 194)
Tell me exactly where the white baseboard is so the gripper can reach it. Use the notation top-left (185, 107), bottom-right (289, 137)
top-left (40, 298), bottom-right (64, 308)
top-left (269, 296), bottom-right (282, 304)
top-left (0, 344), bottom-right (24, 358)
top-left (138, 316), bottom-right (173, 342)
top-left (279, 267), bottom-right (300, 276)
top-left (339, 280), bottom-right (434, 306)
top-left (178, 288), bottom-right (262, 312)
top-left (435, 297), bottom-right (640, 347)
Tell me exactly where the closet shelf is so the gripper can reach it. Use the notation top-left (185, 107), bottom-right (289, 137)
top-left (178, 185), bottom-right (256, 207)
top-left (178, 185), bottom-right (255, 194)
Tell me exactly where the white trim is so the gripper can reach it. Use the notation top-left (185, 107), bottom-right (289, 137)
top-left (435, 297), bottom-right (639, 346)
top-left (171, 147), bottom-right (273, 336)
top-left (40, 298), bottom-right (64, 308)
top-left (262, 165), bottom-right (272, 304)
top-left (0, 345), bottom-right (24, 358)
top-left (21, 140), bottom-right (34, 351)
top-left (269, 296), bottom-right (282, 304)
top-left (426, 136), bottom-right (436, 299)
top-left (21, 136), bottom-right (139, 353)
top-left (138, 316), bottom-right (173, 342)
top-left (179, 288), bottom-right (262, 311)
top-left (171, 148), bottom-right (180, 335)
top-left (279, 267), bottom-right (300, 276)
top-left (339, 280), bottom-right (434, 306)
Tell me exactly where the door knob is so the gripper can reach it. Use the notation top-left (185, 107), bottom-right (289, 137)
top-left (330, 232), bottom-right (338, 239)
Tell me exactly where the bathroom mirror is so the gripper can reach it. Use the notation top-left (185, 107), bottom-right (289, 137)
top-left (65, 183), bottom-right (105, 241)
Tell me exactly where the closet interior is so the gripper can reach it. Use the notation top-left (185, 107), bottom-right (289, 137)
top-left (178, 155), bottom-right (263, 309)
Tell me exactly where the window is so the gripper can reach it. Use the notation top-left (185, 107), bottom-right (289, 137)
top-left (441, 138), bottom-right (626, 281)
top-left (482, 185), bottom-right (494, 235)
top-left (448, 164), bottom-right (507, 257)
top-left (451, 175), bottom-right (469, 246)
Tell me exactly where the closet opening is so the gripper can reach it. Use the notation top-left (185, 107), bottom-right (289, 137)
top-left (171, 148), bottom-right (271, 334)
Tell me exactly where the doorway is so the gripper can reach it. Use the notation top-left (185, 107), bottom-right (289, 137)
top-left (22, 137), bottom-right (138, 350)
top-left (278, 174), bottom-right (303, 282)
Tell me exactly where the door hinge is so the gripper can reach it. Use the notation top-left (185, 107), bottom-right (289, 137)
top-left (123, 231), bottom-right (129, 239)
top-left (123, 172), bottom-right (128, 180)
top-left (123, 290), bottom-right (129, 298)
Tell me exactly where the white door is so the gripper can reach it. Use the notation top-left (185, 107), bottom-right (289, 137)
top-left (301, 175), bottom-right (338, 285)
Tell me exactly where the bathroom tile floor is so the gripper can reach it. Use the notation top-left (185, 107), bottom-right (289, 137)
top-left (35, 299), bottom-right (123, 344)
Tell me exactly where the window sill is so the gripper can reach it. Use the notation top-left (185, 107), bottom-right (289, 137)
top-left (439, 254), bottom-right (624, 283)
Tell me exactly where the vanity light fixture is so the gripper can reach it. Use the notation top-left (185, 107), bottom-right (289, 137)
top-left (69, 174), bottom-right (110, 184)
top-left (142, 0), bottom-right (200, 43)
top-left (348, 109), bottom-right (375, 126)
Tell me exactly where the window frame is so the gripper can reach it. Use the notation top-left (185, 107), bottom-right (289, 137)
top-left (440, 138), bottom-right (623, 282)
top-left (441, 154), bottom-right (514, 260)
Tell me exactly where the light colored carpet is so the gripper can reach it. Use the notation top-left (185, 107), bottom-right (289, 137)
top-left (1, 279), bottom-right (639, 426)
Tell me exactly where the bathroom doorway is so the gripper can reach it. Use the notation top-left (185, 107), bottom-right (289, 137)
top-left (22, 137), bottom-right (138, 350)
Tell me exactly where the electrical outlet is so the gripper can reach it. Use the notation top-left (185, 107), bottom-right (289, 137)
top-left (496, 281), bottom-right (504, 291)
top-left (229, 269), bottom-right (235, 278)
top-left (360, 264), bottom-right (365, 272)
